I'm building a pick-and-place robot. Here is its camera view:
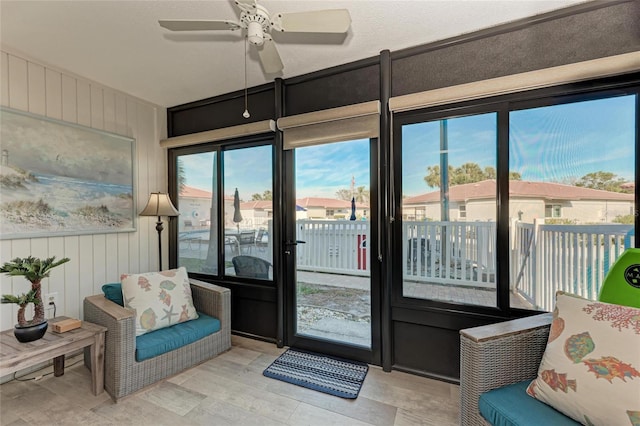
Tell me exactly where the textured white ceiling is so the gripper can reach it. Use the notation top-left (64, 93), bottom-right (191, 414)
top-left (0, 0), bottom-right (588, 108)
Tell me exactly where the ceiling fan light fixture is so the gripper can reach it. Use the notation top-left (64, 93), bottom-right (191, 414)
top-left (247, 21), bottom-right (264, 45)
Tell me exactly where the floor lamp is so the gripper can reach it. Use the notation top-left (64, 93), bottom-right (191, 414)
top-left (140, 192), bottom-right (179, 271)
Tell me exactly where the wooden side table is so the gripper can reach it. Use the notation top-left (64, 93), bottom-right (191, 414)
top-left (0, 316), bottom-right (107, 395)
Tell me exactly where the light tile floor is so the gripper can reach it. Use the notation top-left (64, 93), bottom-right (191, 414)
top-left (0, 335), bottom-right (460, 425)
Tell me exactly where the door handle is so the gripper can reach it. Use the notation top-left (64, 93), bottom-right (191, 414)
top-left (284, 240), bottom-right (305, 255)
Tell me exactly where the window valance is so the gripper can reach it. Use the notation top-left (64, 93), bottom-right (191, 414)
top-left (160, 119), bottom-right (276, 149)
top-left (278, 101), bottom-right (380, 149)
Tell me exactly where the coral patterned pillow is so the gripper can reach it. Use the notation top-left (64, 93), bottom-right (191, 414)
top-left (526, 291), bottom-right (640, 426)
top-left (120, 267), bottom-right (198, 336)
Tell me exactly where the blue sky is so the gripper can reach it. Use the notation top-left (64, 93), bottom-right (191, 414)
top-left (180, 94), bottom-right (635, 199)
top-left (180, 140), bottom-right (370, 200)
top-left (402, 94), bottom-right (636, 197)
top-left (295, 139), bottom-right (370, 198)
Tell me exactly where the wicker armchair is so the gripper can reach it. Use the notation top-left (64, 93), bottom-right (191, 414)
top-left (459, 313), bottom-right (553, 426)
top-left (83, 278), bottom-right (231, 401)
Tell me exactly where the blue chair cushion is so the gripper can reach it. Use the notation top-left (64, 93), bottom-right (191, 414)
top-left (479, 381), bottom-right (580, 426)
top-left (102, 282), bottom-right (124, 306)
top-left (135, 313), bottom-right (221, 362)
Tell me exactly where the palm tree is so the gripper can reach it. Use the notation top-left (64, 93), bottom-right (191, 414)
top-left (0, 256), bottom-right (70, 326)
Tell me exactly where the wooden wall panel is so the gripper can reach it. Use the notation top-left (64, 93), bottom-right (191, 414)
top-left (0, 49), bottom-right (165, 329)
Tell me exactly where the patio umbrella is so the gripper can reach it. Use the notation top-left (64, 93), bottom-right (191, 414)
top-left (349, 197), bottom-right (357, 221)
top-left (233, 188), bottom-right (243, 231)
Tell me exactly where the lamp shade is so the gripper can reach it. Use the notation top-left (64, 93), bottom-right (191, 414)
top-left (139, 193), bottom-right (179, 217)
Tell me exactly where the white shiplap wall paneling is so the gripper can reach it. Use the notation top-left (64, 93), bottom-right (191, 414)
top-left (64, 236), bottom-right (81, 320)
top-left (0, 240), bottom-right (13, 329)
top-left (126, 97), bottom-right (141, 275)
top-left (47, 237), bottom-right (66, 317)
top-left (0, 52), bottom-right (9, 326)
top-left (104, 90), bottom-right (116, 134)
top-left (137, 102), bottom-right (154, 273)
top-left (0, 49), bottom-right (165, 325)
top-left (78, 235), bottom-right (94, 311)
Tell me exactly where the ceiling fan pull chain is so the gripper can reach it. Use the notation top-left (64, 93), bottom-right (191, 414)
top-left (243, 35), bottom-right (250, 119)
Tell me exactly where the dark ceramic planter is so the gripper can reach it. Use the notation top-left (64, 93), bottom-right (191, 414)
top-left (14, 320), bottom-right (48, 343)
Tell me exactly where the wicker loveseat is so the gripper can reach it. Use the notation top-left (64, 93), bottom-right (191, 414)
top-left (459, 313), bottom-right (554, 426)
top-left (83, 278), bottom-right (231, 401)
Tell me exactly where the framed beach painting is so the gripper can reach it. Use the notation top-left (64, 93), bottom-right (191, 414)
top-left (0, 107), bottom-right (136, 239)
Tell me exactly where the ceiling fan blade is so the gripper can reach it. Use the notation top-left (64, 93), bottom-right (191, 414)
top-left (158, 20), bottom-right (240, 31)
top-left (234, 0), bottom-right (257, 14)
top-left (257, 37), bottom-right (284, 74)
top-left (272, 9), bottom-right (351, 33)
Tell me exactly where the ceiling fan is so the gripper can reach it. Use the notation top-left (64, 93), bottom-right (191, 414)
top-left (158, 0), bottom-right (352, 74)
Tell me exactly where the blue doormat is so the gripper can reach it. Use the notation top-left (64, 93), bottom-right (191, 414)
top-left (263, 348), bottom-right (369, 399)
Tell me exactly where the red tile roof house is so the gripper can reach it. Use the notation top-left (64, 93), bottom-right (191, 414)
top-left (402, 179), bottom-right (634, 224)
top-left (296, 197), bottom-right (370, 220)
top-left (179, 185), bottom-right (234, 230)
top-left (238, 200), bottom-right (273, 229)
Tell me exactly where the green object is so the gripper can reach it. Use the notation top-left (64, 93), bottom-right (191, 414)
top-left (598, 248), bottom-right (640, 308)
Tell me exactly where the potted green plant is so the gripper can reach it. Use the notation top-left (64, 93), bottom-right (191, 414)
top-left (1, 256), bottom-right (70, 342)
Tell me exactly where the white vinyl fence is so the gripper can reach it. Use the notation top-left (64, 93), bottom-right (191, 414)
top-left (403, 221), bottom-right (497, 289)
top-left (181, 217), bottom-right (635, 312)
top-left (296, 220), bottom-right (370, 277)
top-left (512, 220), bottom-right (634, 311)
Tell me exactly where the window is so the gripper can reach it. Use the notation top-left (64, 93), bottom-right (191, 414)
top-left (174, 142), bottom-right (274, 281)
top-left (510, 94), bottom-right (636, 310)
top-left (544, 204), bottom-right (562, 218)
top-left (176, 151), bottom-right (218, 275)
top-left (395, 85), bottom-right (637, 313)
top-left (459, 204), bottom-right (467, 219)
top-left (224, 145), bottom-right (273, 279)
top-left (400, 112), bottom-right (498, 307)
